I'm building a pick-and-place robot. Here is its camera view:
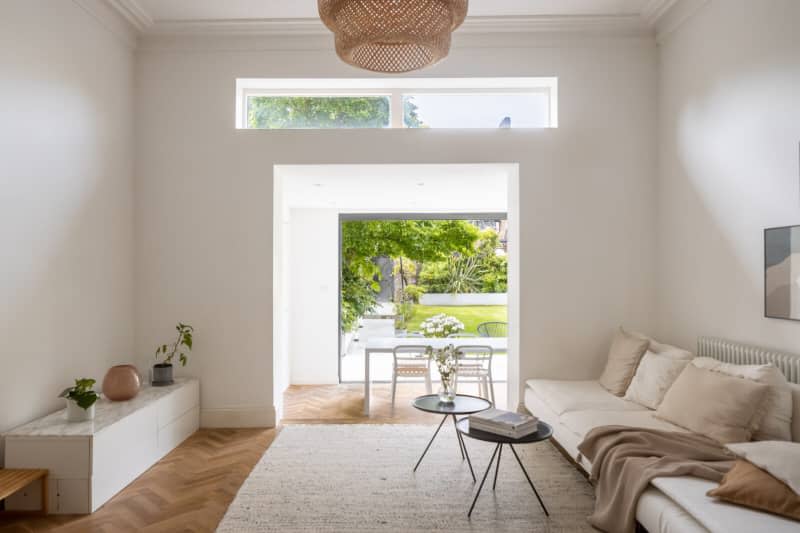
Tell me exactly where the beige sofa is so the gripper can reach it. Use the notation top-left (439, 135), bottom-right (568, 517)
top-left (524, 375), bottom-right (800, 532)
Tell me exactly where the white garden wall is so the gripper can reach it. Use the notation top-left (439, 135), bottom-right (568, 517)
top-left (420, 293), bottom-right (508, 306)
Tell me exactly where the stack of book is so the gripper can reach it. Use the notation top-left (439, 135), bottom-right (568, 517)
top-left (468, 408), bottom-right (539, 439)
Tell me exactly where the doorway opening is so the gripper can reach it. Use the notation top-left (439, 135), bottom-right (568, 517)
top-left (339, 214), bottom-right (509, 394)
top-left (273, 164), bottom-right (520, 422)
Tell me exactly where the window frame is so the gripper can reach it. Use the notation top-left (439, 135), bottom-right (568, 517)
top-left (236, 77), bottom-right (558, 130)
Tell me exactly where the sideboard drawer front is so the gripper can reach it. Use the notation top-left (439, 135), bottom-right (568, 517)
top-left (5, 437), bottom-right (90, 478)
top-left (157, 379), bottom-right (199, 429)
top-left (55, 478), bottom-right (90, 514)
top-left (92, 403), bottom-right (159, 510)
top-left (158, 406), bottom-right (199, 455)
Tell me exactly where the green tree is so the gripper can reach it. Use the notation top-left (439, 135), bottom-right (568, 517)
top-left (248, 96), bottom-right (426, 129)
top-left (340, 220), bottom-right (478, 331)
top-left (418, 228), bottom-right (508, 294)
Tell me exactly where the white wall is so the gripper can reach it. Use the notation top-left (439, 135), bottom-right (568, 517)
top-left (288, 208), bottom-right (339, 384)
top-left (135, 31), bottom-right (658, 426)
top-left (0, 0), bottom-right (135, 457)
top-left (656, 0), bottom-right (800, 352)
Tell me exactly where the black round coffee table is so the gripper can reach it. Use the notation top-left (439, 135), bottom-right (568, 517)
top-left (412, 394), bottom-right (492, 483)
top-left (456, 418), bottom-right (553, 518)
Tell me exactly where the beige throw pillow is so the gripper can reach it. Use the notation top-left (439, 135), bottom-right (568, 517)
top-left (624, 351), bottom-right (690, 409)
top-left (726, 441), bottom-right (800, 494)
top-left (692, 357), bottom-right (792, 441)
top-left (599, 328), bottom-right (650, 396)
top-left (655, 364), bottom-right (770, 444)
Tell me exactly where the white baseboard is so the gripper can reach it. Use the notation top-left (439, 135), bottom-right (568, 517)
top-left (200, 406), bottom-right (276, 428)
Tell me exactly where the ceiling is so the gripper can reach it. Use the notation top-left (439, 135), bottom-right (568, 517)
top-left (111, 0), bottom-right (677, 35)
top-left (134, 0), bottom-right (651, 22)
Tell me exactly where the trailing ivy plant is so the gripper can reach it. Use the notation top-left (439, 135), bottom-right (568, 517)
top-left (59, 378), bottom-right (100, 410)
top-left (155, 323), bottom-right (194, 366)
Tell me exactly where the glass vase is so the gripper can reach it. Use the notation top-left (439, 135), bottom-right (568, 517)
top-left (438, 374), bottom-right (456, 403)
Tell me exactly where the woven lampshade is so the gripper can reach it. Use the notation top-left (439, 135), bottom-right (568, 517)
top-left (318, 0), bottom-right (468, 73)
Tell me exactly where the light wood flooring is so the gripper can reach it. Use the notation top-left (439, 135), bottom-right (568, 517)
top-left (1, 383), bottom-right (502, 532)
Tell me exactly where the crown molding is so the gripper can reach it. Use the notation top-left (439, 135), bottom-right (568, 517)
top-left (641, 0), bottom-right (680, 26)
top-left (141, 14), bottom-right (652, 39)
top-left (103, 0), bottom-right (710, 47)
top-left (106, 0), bottom-right (152, 32)
top-left (72, 0), bottom-right (138, 49)
top-left (653, 0), bottom-right (709, 43)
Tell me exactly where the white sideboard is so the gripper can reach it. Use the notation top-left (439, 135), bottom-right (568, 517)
top-left (3, 378), bottom-right (199, 514)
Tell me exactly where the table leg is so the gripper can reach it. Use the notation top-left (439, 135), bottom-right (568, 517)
top-left (492, 444), bottom-right (502, 490)
top-left (452, 415), bottom-right (476, 483)
top-left (468, 443), bottom-right (500, 518)
top-left (451, 415), bottom-right (465, 460)
top-left (509, 444), bottom-right (549, 516)
top-left (41, 474), bottom-right (48, 515)
top-left (363, 348), bottom-right (371, 415)
top-left (413, 415), bottom-right (448, 472)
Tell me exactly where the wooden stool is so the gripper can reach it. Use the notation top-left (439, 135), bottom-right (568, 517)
top-left (0, 469), bottom-right (49, 515)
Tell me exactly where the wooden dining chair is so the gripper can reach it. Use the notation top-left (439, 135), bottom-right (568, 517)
top-left (391, 345), bottom-right (432, 408)
top-left (453, 345), bottom-right (495, 404)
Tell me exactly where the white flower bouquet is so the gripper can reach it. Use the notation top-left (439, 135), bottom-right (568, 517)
top-left (420, 313), bottom-right (465, 338)
top-left (426, 344), bottom-right (460, 402)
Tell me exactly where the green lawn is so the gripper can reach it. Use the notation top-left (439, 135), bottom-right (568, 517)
top-left (404, 305), bottom-right (507, 335)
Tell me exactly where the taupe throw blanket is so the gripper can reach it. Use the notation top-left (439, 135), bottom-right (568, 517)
top-left (577, 425), bottom-right (735, 533)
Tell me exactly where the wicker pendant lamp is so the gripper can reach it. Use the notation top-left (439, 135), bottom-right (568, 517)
top-left (318, 0), bottom-right (468, 73)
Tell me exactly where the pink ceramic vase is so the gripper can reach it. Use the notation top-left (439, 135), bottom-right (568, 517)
top-left (102, 364), bottom-right (141, 401)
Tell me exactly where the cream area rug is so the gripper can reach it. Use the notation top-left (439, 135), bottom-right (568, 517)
top-left (217, 424), bottom-right (595, 532)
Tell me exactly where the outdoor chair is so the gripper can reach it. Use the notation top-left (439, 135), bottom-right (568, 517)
top-left (476, 321), bottom-right (508, 337)
top-left (391, 345), bottom-right (432, 409)
top-left (453, 345), bottom-right (495, 404)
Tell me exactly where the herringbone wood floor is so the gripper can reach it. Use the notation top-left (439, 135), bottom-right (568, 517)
top-left (0, 383), bottom-right (503, 532)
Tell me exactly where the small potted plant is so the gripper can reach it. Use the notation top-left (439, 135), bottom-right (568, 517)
top-left (153, 322), bottom-right (193, 386)
top-left (59, 378), bottom-right (100, 422)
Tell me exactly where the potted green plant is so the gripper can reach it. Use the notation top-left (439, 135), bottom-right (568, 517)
top-left (59, 378), bottom-right (100, 422)
top-left (153, 322), bottom-right (193, 386)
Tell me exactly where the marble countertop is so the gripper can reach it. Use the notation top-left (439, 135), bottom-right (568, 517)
top-left (4, 378), bottom-right (199, 438)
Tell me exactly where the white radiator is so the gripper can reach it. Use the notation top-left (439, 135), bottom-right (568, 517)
top-left (697, 337), bottom-right (800, 384)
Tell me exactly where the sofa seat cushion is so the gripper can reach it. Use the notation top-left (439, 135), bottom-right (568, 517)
top-left (637, 487), bottom-right (709, 533)
top-left (525, 379), bottom-right (646, 416)
top-left (652, 476), bottom-right (800, 533)
top-left (560, 409), bottom-right (687, 441)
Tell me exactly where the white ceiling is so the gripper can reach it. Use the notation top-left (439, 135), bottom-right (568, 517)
top-left (276, 164), bottom-right (510, 212)
top-left (135, 0), bottom-right (651, 22)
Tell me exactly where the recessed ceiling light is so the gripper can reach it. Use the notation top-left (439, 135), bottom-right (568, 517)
top-left (312, 183), bottom-right (323, 187)
top-left (417, 182), bottom-right (425, 186)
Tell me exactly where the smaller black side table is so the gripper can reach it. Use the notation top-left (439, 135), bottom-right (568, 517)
top-left (456, 418), bottom-right (553, 518)
top-left (412, 394), bottom-right (492, 483)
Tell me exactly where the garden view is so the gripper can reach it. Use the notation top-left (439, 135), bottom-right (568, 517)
top-left (340, 219), bottom-right (508, 337)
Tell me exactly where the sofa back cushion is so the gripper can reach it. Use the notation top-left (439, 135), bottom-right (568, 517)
top-left (692, 357), bottom-right (792, 441)
top-left (624, 351), bottom-right (690, 409)
top-left (791, 383), bottom-right (800, 443)
top-left (647, 339), bottom-right (694, 360)
top-left (599, 327), bottom-right (650, 396)
top-left (656, 364), bottom-right (770, 444)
